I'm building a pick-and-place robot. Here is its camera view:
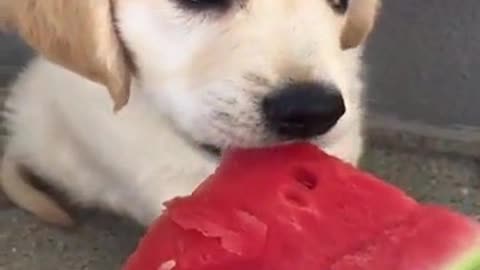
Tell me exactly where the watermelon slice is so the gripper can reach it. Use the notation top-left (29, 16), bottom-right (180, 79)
top-left (123, 143), bottom-right (480, 270)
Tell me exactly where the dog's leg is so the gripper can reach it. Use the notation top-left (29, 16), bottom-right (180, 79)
top-left (0, 154), bottom-right (74, 227)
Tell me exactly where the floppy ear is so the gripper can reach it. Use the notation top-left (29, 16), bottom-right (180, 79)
top-left (4, 0), bottom-right (133, 111)
top-left (340, 0), bottom-right (380, 50)
top-left (0, 1), bottom-right (14, 30)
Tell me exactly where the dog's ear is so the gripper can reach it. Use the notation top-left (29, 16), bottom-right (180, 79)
top-left (0, 1), bottom-right (14, 30)
top-left (5, 0), bottom-right (133, 111)
top-left (340, 0), bottom-right (380, 50)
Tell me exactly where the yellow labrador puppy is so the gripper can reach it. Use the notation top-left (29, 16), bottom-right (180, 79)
top-left (0, 0), bottom-right (380, 227)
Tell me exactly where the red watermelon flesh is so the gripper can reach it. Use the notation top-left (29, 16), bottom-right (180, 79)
top-left (123, 143), bottom-right (480, 270)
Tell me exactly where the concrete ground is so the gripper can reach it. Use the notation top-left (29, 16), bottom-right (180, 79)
top-left (0, 137), bottom-right (479, 269)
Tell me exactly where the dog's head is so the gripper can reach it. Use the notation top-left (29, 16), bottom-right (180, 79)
top-left (5, 0), bottom-right (380, 150)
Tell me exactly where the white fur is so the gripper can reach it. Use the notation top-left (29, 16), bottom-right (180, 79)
top-left (2, 0), bottom-right (367, 226)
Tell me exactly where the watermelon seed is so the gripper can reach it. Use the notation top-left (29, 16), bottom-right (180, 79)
top-left (293, 167), bottom-right (318, 190)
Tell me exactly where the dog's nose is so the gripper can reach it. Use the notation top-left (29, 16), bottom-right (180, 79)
top-left (262, 82), bottom-right (345, 139)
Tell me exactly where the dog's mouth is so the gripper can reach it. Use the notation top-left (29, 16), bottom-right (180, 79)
top-left (200, 144), bottom-right (223, 159)
top-left (175, 128), bottom-right (223, 159)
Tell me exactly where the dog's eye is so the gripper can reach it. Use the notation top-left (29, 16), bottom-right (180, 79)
top-left (175, 0), bottom-right (231, 12)
top-left (328, 0), bottom-right (348, 14)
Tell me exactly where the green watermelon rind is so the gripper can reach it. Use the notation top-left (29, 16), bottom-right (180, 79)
top-left (445, 246), bottom-right (480, 270)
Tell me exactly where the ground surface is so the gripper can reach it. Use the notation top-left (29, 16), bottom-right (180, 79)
top-left (0, 141), bottom-right (479, 270)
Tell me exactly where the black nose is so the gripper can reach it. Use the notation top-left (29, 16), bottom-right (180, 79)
top-left (262, 82), bottom-right (346, 139)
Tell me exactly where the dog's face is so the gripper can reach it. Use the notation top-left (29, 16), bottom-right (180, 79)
top-left (116, 0), bottom-right (378, 149)
top-left (5, 0), bottom-right (379, 150)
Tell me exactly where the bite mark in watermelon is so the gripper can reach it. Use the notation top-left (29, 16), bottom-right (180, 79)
top-left (123, 143), bottom-right (480, 270)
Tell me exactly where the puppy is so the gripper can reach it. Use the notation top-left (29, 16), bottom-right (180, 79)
top-left (1, 0), bottom-right (380, 227)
